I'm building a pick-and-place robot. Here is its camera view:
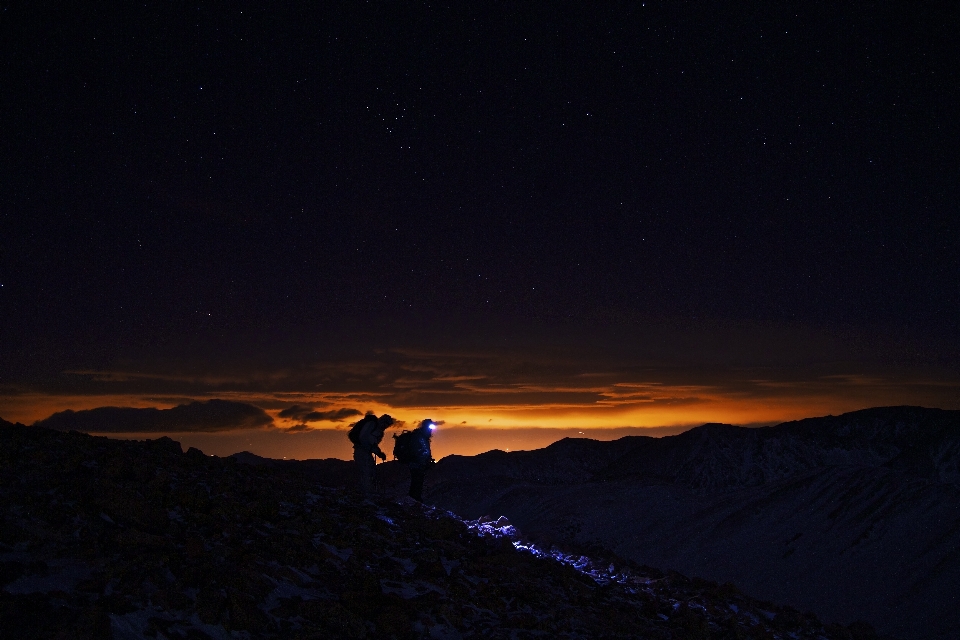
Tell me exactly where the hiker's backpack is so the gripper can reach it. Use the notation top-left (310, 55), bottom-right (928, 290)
top-left (392, 430), bottom-right (417, 463)
top-left (348, 415), bottom-right (376, 446)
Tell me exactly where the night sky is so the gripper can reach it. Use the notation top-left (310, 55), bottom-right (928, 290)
top-left (2, 2), bottom-right (958, 459)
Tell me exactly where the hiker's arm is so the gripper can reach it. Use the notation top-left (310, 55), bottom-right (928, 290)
top-left (360, 427), bottom-right (387, 459)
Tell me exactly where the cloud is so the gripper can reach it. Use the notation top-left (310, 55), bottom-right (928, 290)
top-left (302, 408), bottom-right (363, 422)
top-left (278, 404), bottom-right (314, 420)
top-left (64, 369), bottom-right (250, 386)
top-left (34, 400), bottom-right (273, 433)
top-left (8, 321), bottom-right (959, 432)
top-left (284, 423), bottom-right (312, 433)
top-left (277, 406), bottom-right (362, 423)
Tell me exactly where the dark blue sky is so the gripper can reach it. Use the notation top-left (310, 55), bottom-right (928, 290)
top-left (1, 1), bottom-right (958, 424)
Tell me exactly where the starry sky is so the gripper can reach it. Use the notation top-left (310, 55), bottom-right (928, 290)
top-left (1, 2), bottom-right (958, 459)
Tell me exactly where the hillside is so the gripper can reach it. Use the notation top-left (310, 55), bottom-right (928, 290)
top-left (0, 419), bottom-right (878, 639)
top-left (417, 407), bottom-right (960, 640)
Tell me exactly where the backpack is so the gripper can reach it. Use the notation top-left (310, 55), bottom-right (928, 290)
top-left (348, 415), bottom-right (376, 446)
top-left (392, 430), bottom-right (417, 463)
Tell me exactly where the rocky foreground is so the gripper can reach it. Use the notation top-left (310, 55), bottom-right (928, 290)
top-left (1, 420), bottom-right (882, 639)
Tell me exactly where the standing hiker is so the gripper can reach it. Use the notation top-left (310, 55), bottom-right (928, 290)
top-left (348, 414), bottom-right (390, 496)
top-left (393, 419), bottom-right (436, 502)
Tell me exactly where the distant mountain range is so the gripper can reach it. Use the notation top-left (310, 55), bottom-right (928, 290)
top-left (413, 406), bottom-right (960, 640)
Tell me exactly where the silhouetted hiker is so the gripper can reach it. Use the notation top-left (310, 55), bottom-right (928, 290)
top-left (348, 414), bottom-right (392, 496)
top-left (393, 418), bottom-right (435, 502)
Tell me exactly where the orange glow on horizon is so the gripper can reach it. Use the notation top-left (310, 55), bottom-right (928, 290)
top-left (3, 348), bottom-right (958, 461)
top-left (0, 388), bottom-right (924, 433)
top-left (3, 379), bottom-right (957, 447)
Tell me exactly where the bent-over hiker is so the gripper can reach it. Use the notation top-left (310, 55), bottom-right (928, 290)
top-left (350, 414), bottom-right (393, 496)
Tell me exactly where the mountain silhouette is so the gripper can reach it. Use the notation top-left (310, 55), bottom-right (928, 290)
top-left (0, 417), bottom-right (881, 639)
top-left (418, 407), bottom-right (960, 640)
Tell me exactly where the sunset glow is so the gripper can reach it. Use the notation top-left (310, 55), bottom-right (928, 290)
top-left (4, 338), bottom-right (957, 461)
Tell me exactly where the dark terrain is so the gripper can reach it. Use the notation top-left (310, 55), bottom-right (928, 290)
top-left (401, 407), bottom-right (960, 640)
top-left (0, 418), bottom-right (880, 639)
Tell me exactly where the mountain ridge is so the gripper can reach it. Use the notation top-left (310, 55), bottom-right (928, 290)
top-left (0, 419), bottom-right (877, 639)
top-left (432, 406), bottom-right (960, 492)
top-left (5, 406), bottom-right (957, 637)
top-left (421, 406), bottom-right (960, 640)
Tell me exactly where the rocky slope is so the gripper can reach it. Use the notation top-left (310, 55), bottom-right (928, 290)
top-left (415, 407), bottom-right (960, 640)
top-left (0, 419), bottom-right (884, 639)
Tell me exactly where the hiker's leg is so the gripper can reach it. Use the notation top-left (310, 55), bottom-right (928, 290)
top-left (409, 467), bottom-right (425, 502)
top-left (354, 450), bottom-right (373, 495)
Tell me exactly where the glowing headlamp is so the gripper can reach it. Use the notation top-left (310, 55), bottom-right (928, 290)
top-left (428, 422), bottom-right (437, 430)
